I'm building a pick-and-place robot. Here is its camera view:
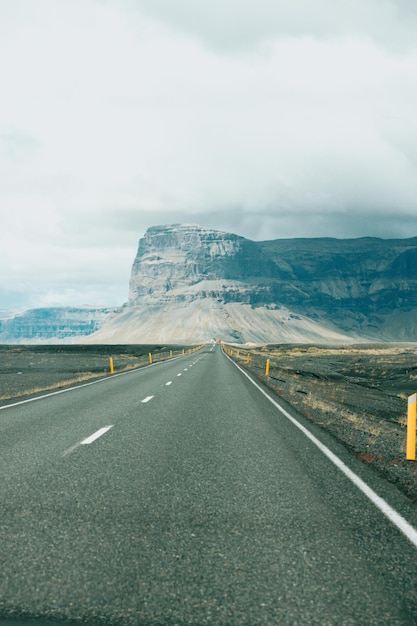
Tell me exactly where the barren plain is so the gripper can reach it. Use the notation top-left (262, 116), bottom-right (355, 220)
top-left (0, 344), bottom-right (186, 404)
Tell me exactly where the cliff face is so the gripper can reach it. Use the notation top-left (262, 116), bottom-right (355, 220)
top-left (93, 224), bottom-right (417, 344)
top-left (3, 224), bottom-right (417, 344)
top-left (128, 224), bottom-right (277, 306)
top-left (257, 236), bottom-right (417, 337)
top-left (0, 307), bottom-right (118, 344)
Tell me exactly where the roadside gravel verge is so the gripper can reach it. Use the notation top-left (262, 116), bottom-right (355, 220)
top-left (226, 343), bottom-right (417, 503)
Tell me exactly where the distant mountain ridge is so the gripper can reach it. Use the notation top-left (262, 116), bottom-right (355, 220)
top-left (89, 224), bottom-right (417, 344)
top-left (0, 307), bottom-right (118, 343)
top-left (2, 224), bottom-right (417, 344)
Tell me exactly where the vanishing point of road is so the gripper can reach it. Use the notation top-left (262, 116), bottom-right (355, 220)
top-left (1, 343), bottom-right (417, 625)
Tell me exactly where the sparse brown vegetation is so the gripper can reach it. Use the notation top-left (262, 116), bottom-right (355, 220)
top-left (0, 344), bottom-right (192, 403)
top-left (225, 343), bottom-right (417, 502)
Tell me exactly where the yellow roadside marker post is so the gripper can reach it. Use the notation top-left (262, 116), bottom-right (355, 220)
top-left (109, 357), bottom-right (115, 374)
top-left (265, 359), bottom-right (270, 376)
top-left (247, 353), bottom-right (251, 365)
top-left (149, 353), bottom-right (153, 364)
top-left (170, 350), bottom-right (173, 358)
top-left (407, 393), bottom-right (417, 461)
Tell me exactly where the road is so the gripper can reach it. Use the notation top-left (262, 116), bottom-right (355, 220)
top-left (1, 343), bottom-right (417, 625)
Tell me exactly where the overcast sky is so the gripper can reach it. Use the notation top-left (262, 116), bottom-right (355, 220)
top-left (1, 0), bottom-right (417, 309)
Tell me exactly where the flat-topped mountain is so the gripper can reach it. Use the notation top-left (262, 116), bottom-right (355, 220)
top-left (2, 224), bottom-right (416, 344)
top-left (91, 224), bottom-right (417, 344)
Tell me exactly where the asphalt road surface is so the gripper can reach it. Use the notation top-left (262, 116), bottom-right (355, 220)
top-left (1, 343), bottom-right (417, 625)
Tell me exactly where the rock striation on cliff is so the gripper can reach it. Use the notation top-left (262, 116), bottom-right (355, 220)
top-left (92, 224), bottom-right (417, 344)
top-left (3, 224), bottom-right (417, 344)
top-left (0, 307), bottom-right (118, 344)
top-left (128, 224), bottom-right (274, 306)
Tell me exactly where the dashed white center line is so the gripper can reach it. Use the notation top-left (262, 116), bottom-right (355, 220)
top-left (63, 425), bottom-right (114, 456)
top-left (165, 381), bottom-right (172, 386)
top-left (177, 373), bottom-right (182, 377)
top-left (141, 395), bottom-right (154, 403)
top-left (81, 425), bottom-right (114, 445)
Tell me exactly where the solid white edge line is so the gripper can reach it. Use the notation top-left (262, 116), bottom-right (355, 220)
top-left (80, 425), bottom-right (114, 445)
top-left (224, 351), bottom-right (417, 550)
top-left (0, 352), bottom-right (191, 412)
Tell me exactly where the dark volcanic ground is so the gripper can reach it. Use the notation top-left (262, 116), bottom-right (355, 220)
top-left (228, 343), bottom-right (417, 503)
top-left (1, 343), bottom-right (417, 504)
top-left (0, 344), bottom-right (186, 404)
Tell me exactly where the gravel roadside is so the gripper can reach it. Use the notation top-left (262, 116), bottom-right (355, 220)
top-left (226, 343), bottom-right (417, 503)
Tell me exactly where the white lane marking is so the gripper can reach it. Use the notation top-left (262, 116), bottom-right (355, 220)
top-left (177, 373), bottom-right (182, 377)
top-left (226, 352), bottom-right (417, 551)
top-left (0, 355), bottom-right (184, 412)
top-left (81, 425), bottom-right (114, 445)
top-left (165, 381), bottom-right (173, 386)
top-left (141, 395), bottom-right (154, 403)
top-left (64, 425), bottom-right (114, 455)
top-left (1, 348), bottom-right (207, 413)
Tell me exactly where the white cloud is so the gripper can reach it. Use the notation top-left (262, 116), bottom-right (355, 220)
top-left (131, 0), bottom-right (417, 52)
top-left (0, 0), bottom-right (417, 308)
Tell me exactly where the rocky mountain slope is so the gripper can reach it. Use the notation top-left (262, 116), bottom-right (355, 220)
top-left (89, 224), bottom-right (417, 344)
top-left (2, 224), bottom-right (417, 344)
top-left (0, 307), bottom-right (117, 343)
